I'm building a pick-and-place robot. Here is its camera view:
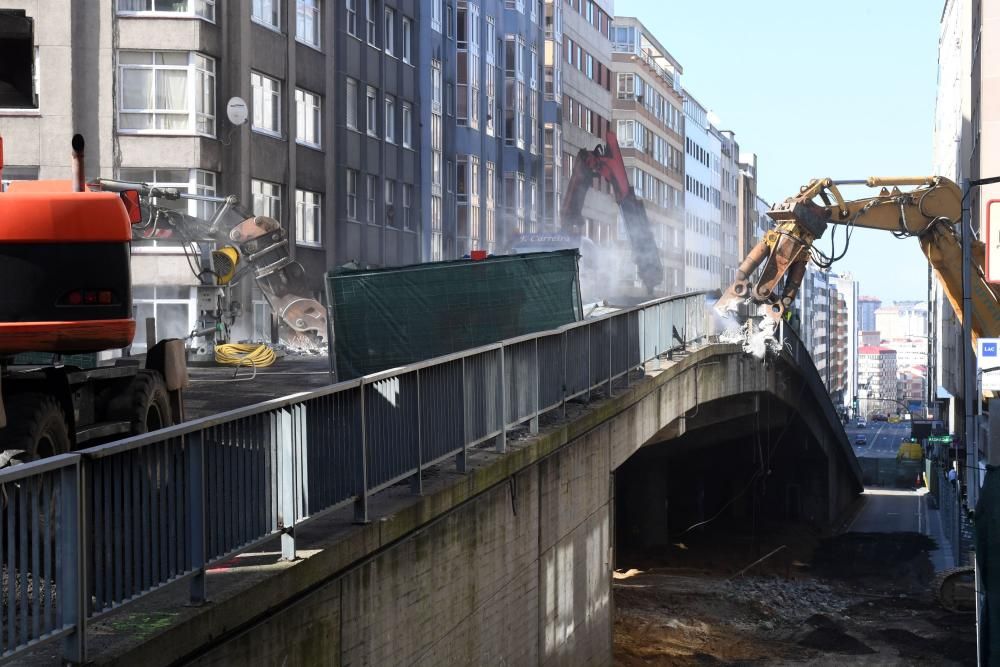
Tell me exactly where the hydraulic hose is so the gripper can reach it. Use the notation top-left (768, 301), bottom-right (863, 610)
top-left (214, 343), bottom-right (276, 368)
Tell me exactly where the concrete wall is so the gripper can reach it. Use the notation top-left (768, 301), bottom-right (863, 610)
top-left (190, 423), bottom-right (614, 667)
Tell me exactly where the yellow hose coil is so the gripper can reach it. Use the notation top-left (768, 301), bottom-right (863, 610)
top-left (214, 343), bottom-right (277, 368)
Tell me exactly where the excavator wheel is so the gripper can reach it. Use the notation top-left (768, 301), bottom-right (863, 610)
top-left (0, 393), bottom-right (71, 468)
top-left (110, 370), bottom-right (174, 435)
top-left (933, 566), bottom-right (976, 613)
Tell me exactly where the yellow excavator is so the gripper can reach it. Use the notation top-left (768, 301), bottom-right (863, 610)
top-left (714, 175), bottom-right (996, 613)
top-left (714, 175), bottom-right (1000, 345)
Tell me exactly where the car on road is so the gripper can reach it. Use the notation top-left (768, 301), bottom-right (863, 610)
top-left (888, 415), bottom-right (902, 424)
top-left (857, 419), bottom-right (867, 429)
top-left (855, 434), bottom-right (868, 446)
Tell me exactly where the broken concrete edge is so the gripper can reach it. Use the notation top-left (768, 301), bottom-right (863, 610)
top-left (93, 345), bottom-right (721, 666)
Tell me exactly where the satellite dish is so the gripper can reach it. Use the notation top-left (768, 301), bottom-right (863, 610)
top-left (226, 97), bottom-right (249, 126)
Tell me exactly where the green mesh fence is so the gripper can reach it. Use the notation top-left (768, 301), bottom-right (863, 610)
top-left (327, 250), bottom-right (583, 380)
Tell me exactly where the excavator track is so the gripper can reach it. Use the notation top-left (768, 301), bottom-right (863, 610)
top-left (933, 566), bottom-right (976, 613)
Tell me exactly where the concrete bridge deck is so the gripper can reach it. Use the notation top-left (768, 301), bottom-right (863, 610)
top-left (13, 331), bottom-right (861, 666)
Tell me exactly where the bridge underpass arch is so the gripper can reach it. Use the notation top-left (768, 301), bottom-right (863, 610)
top-left (613, 391), bottom-right (834, 569)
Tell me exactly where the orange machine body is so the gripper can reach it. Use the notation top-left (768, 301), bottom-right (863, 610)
top-left (0, 181), bottom-right (135, 354)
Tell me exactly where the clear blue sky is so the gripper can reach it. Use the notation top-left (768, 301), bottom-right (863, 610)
top-left (615, 0), bottom-right (943, 303)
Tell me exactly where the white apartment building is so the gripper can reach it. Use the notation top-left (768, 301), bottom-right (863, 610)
top-left (681, 90), bottom-right (722, 292)
top-left (859, 345), bottom-right (899, 418)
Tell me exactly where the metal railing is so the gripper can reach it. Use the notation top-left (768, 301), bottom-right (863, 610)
top-left (0, 291), bottom-right (713, 664)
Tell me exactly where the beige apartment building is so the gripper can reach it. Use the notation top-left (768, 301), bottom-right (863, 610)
top-left (610, 16), bottom-right (685, 295)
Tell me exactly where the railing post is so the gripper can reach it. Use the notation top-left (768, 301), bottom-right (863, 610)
top-left (561, 331), bottom-right (568, 420)
top-left (495, 346), bottom-right (507, 453)
top-left (59, 460), bottom-right (87, 665)
top-left (625, 314), bottom-right (632, 388)
top-left (412, 369), bottom-right (424, 494)
top-left (607, 319), bottom-right (613, 397)
top-left (458, 357), bottom-right (469, 472)
top-left (186, 431), bottom-right (207, 605)
top-left (530, 339), bottom-right (539, 434)
top-left (278, 407), bottom-right (297, 561)
top-left (354, 383), bottom-right (369, 523)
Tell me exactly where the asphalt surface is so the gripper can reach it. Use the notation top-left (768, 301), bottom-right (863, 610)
top-left (845, 488), bottom-right (924, 533)
top-left (845, 420), bottom-right (913, 459)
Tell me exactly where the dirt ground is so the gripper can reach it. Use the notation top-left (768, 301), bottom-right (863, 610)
top-left (613, 522), bottom-right (976, 666)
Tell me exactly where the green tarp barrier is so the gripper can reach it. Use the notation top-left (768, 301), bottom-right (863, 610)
top-left (976, 464), bottom-right (1000, 663)
top-left (326, 250), bottom-right (583, 380)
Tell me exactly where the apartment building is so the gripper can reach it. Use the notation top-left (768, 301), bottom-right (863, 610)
top-left (611, 16), bottom-right (685, 295)
top-left (736, 152), bottom-right (761, 263)
top-left (932, 0), bottom-right (999, 427)
top-left (681, 90), bottom-right (719, 292)
top-left (799, 264), bottom-right (831, 387)
top-left (420, 0), bottom-right (546, 260)
top-left (859, 345), bottom-right (899, 418)
top-left (829, 272), bottom-right (859, 416)
top-left (857, 295), bottom-right (881, 333)
top-left (875, 301), bottom-right (928, 339)
top-left (717, 129), bottom-right (739, 292)
top-left (339, 0), bottom-right (421, 267)
top-left (1, 0), bottom-right (423, 347)
top-left (541, 0), bottom-right (617, 245)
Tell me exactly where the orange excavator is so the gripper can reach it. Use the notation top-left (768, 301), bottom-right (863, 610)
top-left (0, 134), bottom-right (327, 467)
top-left (0, 134), bottom-right (187, 467)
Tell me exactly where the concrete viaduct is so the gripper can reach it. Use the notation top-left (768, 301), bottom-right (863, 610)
top-left (29, 337), bottom-right (861, 666)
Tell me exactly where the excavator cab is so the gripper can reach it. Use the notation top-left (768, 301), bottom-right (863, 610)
top-left (0, 136), bottom-right (137, 355)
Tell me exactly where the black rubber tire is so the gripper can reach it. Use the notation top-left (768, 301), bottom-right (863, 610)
top-left (113, 370), bottom-right (174, 435)
top-left (0, 393), bottom-right (71, 468)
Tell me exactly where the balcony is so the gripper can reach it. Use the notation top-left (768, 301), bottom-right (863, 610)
top-left (612, 42), bottom-right (676, 90)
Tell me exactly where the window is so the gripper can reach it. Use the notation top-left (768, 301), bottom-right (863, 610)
top-left (402, 17), bottom-right (412, 64)
top-left (250, 71), bottom-right (281, 135)
top-left (251, 179), bottom-right (281, 219)
top-left (432, 0), bottom-right (441, 32)
top-left (131, 286), bottom-right (194, 353)
top-left (402, 102), bottom-right (413, 148)
top-left (295, 189), bottom-right (322, 246)
top-left (346, 0), bottom-right (357, 37)
top-left (346, 169), bottom-right (358, 218)
top-left (251, 0), bottom-right (279, 29)
top-left (0, 10), bottom-right (36, 109)
top-left (295, 88), bottom-right (321, 147)
top-left (366, 0), bottom-right (376, 45)
top-left (384, 7), bottom-right (395, 56)
top-left (402, 184), bottom-right (413, 229)
top-left (384, 179), bottom-right (395, 225)
top-left (117, 0), bottom-right (215, 21)
top-left (345, 77), bottom-right (358, 129)
top-left (385, 95), bottom-right (395, 142)
top-left (366, 85), bottom-right (378, 136)
top-left (118, 51), bottom-right (215, 136)
top-left (296, 0), bottom-right (320, 47)
top-left (366, 174), bottom-right (377, 223)
top-left (119, 167), bottom-right (217, 238)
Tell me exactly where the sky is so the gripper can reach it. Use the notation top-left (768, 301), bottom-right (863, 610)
top-left (614, 0), bottom-right (943, 304)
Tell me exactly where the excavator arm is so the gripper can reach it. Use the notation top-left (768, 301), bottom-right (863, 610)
top-left (92, 179), bottom-right (328, 348)
top-left (561, 132), bottom-right (664, 294)
top-left (715, 175), bottom-right (1000, 344)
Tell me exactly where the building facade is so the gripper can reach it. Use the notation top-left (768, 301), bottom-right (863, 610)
top-left (857, 295), bottom-right (882, 333)
top-left (543, 0), bottom-right (617, 244)
top-left (858, 345), bottom-right (899, 418)
top-left (830, 272), bottom-right (859, 415)
top-left (681, 90), bottom-right (720, 292)
top-left (874, 301), bottom-right (928, 340)
top-left (610, 16), bottom-right (685, 295)
top-left (717, 129), bottom-right (740, 292)
top-left (419, 0), bottom-right (547, 262)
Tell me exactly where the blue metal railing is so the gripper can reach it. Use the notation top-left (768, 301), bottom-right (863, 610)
top-left (0, 291), bottom-right (713, 664)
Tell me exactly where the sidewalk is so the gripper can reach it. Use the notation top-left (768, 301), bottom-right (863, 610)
top-left (919, 488), bottom-right (956, 571)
